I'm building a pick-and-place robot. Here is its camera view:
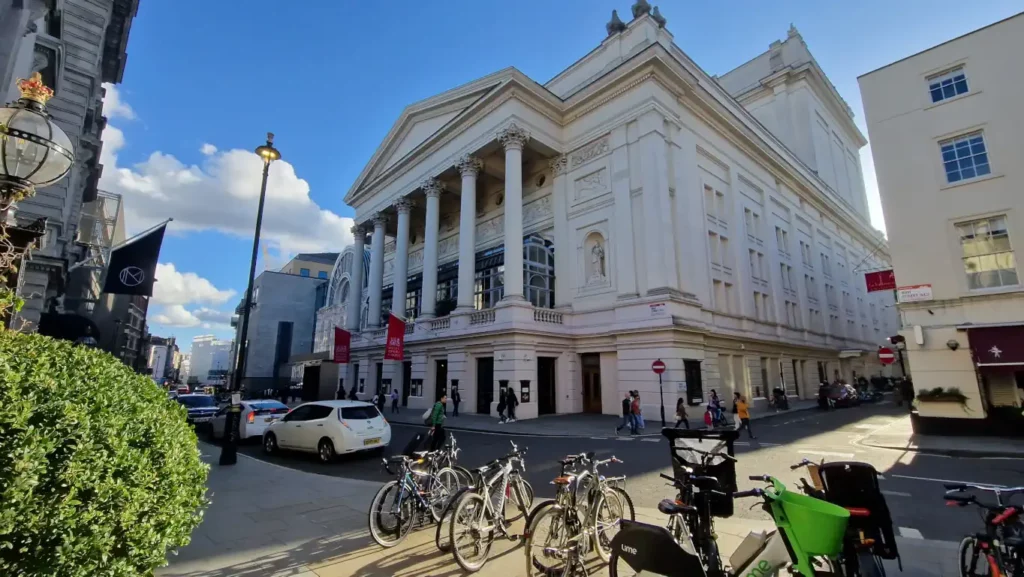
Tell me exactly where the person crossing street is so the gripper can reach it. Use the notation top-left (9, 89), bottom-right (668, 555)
top-left (428, 394), bottom-right (447, 451)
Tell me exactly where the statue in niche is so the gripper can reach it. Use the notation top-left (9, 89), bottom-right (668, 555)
top-left (589, 239), bottom-right (606, 282)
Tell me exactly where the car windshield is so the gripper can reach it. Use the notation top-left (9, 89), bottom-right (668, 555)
top-left (341, 405), bottom-right (380, 420)
top-left (251, 401), bottom-right (289, 411)
top-left (177, 396), bottom-right (217, 408)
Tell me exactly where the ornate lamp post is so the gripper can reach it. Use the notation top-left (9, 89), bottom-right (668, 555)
top-left (219, 133), bottom-right (280, 466)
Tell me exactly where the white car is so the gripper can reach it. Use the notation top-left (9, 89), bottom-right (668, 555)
top-left (208, 399), bottom-right (290, 441)
top-left (262, 400), bottom-right (391, 463)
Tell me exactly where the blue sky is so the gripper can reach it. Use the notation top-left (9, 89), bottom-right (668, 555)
top-left (99, 0), bottom-right (1021, 352)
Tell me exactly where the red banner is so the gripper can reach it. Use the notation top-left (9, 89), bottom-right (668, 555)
top-left (384, 313), bottom-right (405, 361)
top-left (333, 327), bottom-right (351, 363)
top-left (865, 269), bottom-right (897, 293)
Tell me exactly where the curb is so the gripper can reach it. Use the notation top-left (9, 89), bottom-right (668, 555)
top-left (856, 440), bottom-right (1024, 460)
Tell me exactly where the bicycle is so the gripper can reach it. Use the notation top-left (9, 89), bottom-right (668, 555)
top-left (944, 482), bottom-right (1024, 577)
top-left (367, 453), bottom-right (460, 547)
top-left (609, 474), bottom-right (851, 576)
top-left (448, 441), bottom-right (534, 572)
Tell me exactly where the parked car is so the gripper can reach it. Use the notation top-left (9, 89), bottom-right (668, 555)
top-left (176, 385), bottom-right (190, 395)
top-left (175, 394), bottom-right (219, 425)
top-left (208, 400), bottom-right (290, 441)
top-left (262, 400), bottom-right (391, 463)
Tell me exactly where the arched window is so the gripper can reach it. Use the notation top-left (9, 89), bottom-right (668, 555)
top-left (524, 235), bottom-right (555, 308)
top-left (339, 279), bottom-right (350, 305)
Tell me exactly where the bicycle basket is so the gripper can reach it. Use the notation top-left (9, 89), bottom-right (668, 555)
top-left (818, 461), bottom-right (900, 560)
top-left (775, 489), bottom-right (849, 556)
top-left (662, 428), bottom-right (738, 517)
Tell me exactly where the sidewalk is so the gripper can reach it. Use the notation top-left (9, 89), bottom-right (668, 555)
top-left (384, 399), bottom-right (819, 437)
top-left (858, 414), bottom-right (1024, 458)
top-left (161, 441), bottom-right (959, 577)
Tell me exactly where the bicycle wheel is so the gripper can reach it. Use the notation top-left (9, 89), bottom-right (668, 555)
top-left (958, 536), bottom-right (988, 577)
top-left (436, 487), bottom-right (473, 553)
top-left (855, 551), bottom-right (885, 577)
top-left (429, 466), bottom-right (462, 522)
top-left (452, 465), bottom-right (474, 486)
top-left (505, 476), bottom-right (535, 523)
top-left (450, 492), bottom-right (495, 572)
top-left (592, 487), bottom-right (635, 562)
top-left (526, 505), bottom-right (574, 577)
top-left (526, 499), bottom-right (558, 532)
top-left (368, 480), bottom-right (414, 548)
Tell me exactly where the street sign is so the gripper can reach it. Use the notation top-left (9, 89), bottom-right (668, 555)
top-left (651, 359), bottom-right (666, 374)
top-left (865, 269), bottom-right (897, 292)
top-left (878, 347), bottom-right (896, 365)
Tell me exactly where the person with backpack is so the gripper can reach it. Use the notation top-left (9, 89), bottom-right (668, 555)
top-left (496, 390), bottom-right (507, 424)
top-left (428, 394), bottom-right (447, 450)
top-left (506, 388), bottom-right (519, 423)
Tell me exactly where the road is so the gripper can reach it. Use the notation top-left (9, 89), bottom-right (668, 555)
top-left (238, 402), bottom-right (1024, 542)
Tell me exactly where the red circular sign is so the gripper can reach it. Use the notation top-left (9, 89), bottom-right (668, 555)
top-left (878, 347), bottom-right (896, 365)
top-left (651, 359), bottom-right (666, 374)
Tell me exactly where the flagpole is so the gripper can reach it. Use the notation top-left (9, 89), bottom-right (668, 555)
top-left (68, 218), bottom-right (173, 274)
top-left (220, 134), bottom-right (280, 466)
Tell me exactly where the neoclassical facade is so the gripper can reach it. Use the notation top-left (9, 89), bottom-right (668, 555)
top-left (327, 7), bottom-right (899, 419)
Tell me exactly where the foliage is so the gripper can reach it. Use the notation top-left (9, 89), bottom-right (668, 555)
top-left (435, 298), bottom-right (457, 318)
top-left (0, 218), bottom-right (31, 323)
top-left (916, 386), bottom-right (970, 408)
top-left (0, 331), bottom-right (209, 577)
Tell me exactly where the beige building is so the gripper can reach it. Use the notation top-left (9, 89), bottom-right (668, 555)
top-left (279, 253), bottom-right (337, 279)
top-left (859, 12), bottom-right (1024, 431)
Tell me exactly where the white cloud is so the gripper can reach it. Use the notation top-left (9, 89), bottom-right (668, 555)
top-left (101, 83), bottom-right (135, 120)
top-left (152, 305), bottom-right (234, 330)
top-left (153, 263), bottom-right (236, 306)
top-left (98, 91), bottom-right (354, 255)
top-left (200, 143), bottom-right (217, 156)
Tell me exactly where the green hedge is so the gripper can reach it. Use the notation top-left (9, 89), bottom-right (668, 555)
top-left (0, 331), bottom-right (208, 576)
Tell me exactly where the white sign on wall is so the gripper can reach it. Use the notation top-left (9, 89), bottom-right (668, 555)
top-left (649, 303), bottom-right (667, 317)
top-left (897, 284), bottom-right (933, 303)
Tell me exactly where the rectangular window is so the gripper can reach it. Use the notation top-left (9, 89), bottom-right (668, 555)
top-left (720, 236), bottom-right (731, 269)
top-left (715, 191), bottom-right (726, 224)
top-left (957, 216), bottom-right (1019, 289)
top-left (776, 227), bottom-right (789, 254)
top-left (300, 268), bottom-right (311, 277)
top-left (749, 249), bottom-right (758, 279)
top-left (753, 291), bottom-right (762, 320)
top-left (821, 253), bottom-right (832, 277)
top-left (801, 241), bottom-right (813, 267)
top-left (709, 231), bottom-right (720, 265)
top-left (941, 133), bottom-right (991, 184)
top-left (704, 185), bottom-right (714, 218)
top-left (928, 67), bottom-right (969, 103)
top-left (724, 282), bottom-right (734, 312)
top-left (318, 270), bottom-right (328, 279)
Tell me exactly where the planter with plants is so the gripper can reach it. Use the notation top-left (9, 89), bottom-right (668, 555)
top-left (916, 386), bottom-right (971, 410)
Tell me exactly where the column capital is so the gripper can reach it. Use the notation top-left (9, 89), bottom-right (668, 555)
top-left (456, 155), bottom-right (483, 178)
top-left (497, 123), bottom-right (530, 152)
top-left (393, 196), bottom-right (413, 214)
top-left (371, 213), bottom-right (388, 228)
top-left (549, 155), bottom-right (568, 176)
top-left (421, 177), bottom-right (445, 198)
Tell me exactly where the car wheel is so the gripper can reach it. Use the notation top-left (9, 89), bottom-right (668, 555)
top-left (263, 433), bottom-right (278, 455)
top-left (318, 438), bottom-right (336, 463)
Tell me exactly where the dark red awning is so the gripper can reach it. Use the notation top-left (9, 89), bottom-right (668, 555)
top-left (966, 325), bottom-right (1024, 367)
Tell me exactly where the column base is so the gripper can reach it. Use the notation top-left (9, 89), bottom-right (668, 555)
top-left (453, 305), bottom-right (476, 314)
top-left (497, 295), bottom-right (529, 308)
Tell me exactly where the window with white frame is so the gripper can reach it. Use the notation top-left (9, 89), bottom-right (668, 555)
top-left (800, 241), bottom-right (813, 268)
top-left (957, 216), bottom-right (1019, 290)
top-left (821, 253), bottom-right (832, 277)
top-left (776, 226), bottom-right (789, 255)
top-left (928, 67), bottom-right (969, 103)
top-left (524, 235), bottom-right (555, 308)
top-left (941, 133), bottom-right (991, 184)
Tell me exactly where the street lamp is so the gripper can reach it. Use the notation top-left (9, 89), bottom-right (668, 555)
top-left (219, 132), bottom-right (280, 466)
top-left (0, 73), bottom-right (75, 213)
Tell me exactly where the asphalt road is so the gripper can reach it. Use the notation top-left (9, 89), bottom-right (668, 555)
top-left (237, 403), bottom-right (1024, 542)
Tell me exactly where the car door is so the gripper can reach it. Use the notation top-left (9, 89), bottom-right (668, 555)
top-left (294, 404), bottom-right (334, 451)
top-left (276, 405), bottom-right (313, 449)
top-left (211, 406), bottom-right (231, 439)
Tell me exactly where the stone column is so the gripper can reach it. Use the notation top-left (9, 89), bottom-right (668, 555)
top-left (392, 198), bottom-right (412, 322)
top-left (345, 225), bottom-right (366, 331)
top-left (420, 179), bottom-right (443, 318)
top-left (367, 213), bottom-right (388, 328)
top-left (498, 123), bottom-right (530, 303)
top-left (455, 155), bottom-right (482, 312)
top-left (550, 156), bottom-right (571, 306)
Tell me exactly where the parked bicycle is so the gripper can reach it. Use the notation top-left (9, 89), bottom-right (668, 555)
top-left (368, 452), bottom-right (460, 547)
top-left (944, 482), bottom-right (1024, 577)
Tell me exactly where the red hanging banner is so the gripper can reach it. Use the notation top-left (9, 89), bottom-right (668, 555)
top-left (333, 327), bottom-right (351, 363)
top-left (864, 269), bottom-right (897, 293)
top-left (383, 313), bottom-right (406, 361)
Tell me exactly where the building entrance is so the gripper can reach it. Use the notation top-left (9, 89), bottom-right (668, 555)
top-left (537, 357), bottom-right (557, 415)
top-left (476, 357), bottom-right (494, 414)
top-left (581, 353), bottom-right (602, 413)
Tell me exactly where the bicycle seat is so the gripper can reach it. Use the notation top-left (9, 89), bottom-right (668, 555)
top-left (658, 498), bottom-right (697, 516)
top-left (553, 475), bottom-right (576, 486)
top-left (689, 475), bottom-right (720, 490)
top-left (387, 455), bottom-right (407, 463)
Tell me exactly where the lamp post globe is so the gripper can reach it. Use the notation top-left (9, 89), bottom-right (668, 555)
top-left (0, 73), bottom-right (75, 210)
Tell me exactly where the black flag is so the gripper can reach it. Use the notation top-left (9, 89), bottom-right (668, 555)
top-left (102, 223), bottom-right (166, 296)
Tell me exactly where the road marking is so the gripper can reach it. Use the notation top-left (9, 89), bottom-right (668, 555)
top-left (642, 438), bottom-right (660, 443)
top-left (852, 424), bottom-right (881, 430)
top-left (899, 527), bottom-right (923, 539)
top-left (617, 437), bottom-right (634, 441)
top-left (891, 474), bottom-right (1005, 488)
top-left (881, 490), bottom-right (912, 497)
top-left (798, 450), bottom-right (856, 459)
top-left (980, 456), bottom-right (1024, 461)
top-left (591, 437), bottom-right (607, 440)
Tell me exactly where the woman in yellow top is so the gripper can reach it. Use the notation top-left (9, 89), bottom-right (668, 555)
top-left (732, 392), bottom-right (755, 439)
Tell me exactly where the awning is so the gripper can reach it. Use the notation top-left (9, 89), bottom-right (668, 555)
top-left (966, 324), bottom-right (1024, 367)
top-left (839, 349), bottom-right (865, 359)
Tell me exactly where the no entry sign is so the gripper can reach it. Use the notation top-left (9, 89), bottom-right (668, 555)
top-left (878, 347), bottom-right (896, 365)
top-left (651, 359), bottom-right (666, 374)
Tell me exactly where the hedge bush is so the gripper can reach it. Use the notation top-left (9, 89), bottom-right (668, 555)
top-left (0, 330), bottom-right (208, 576)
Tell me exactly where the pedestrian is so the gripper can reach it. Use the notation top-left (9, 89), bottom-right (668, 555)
top-left (506, 388), bottom-right (519, 423)
top-left (733, 392), bottom-right (755, 439)
top-left (428, 394), bottom-right (447, 451)
top-left (630, 392), bottom-right (641, 435)
top-left (452, 389), bottom-right (461, 417)
top-left (390, 389), bottom-right (400, 413)
top-left (634, 391), bottom-right (645, 430)
top-left (615, 392), bottom-right (633, 435)
top-left (372, 392), bottom-right (380, 407)
top-left (704, 405), bottom-right (714, 431)
top-left (348, 385), bottom-right (358, 401)
top-left (376, 390), bottom-right (386, 413)
top-left (674, 397), bottom-right (689, 429)
top-left (709, 389), bottom-right (723, 424)
top-left (496, 389), bottom-right (508, 423)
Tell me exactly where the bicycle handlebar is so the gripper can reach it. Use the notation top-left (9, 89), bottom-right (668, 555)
top-left (790, 459), bottom-right (813, 470)
top-left (688, 447), bottom-right (737, 462)
top-left (733, 488), bottom-right (764, 499)
top-left (749, 474), bottom-right (772, 483)
top-left (944, 482), bottom-right (1024, 493)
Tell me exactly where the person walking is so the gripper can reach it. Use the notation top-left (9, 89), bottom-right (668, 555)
top-left (615, 392), bottom-right (633, 435)
top-left (674, 397), bottom-right (690, 429)
top-left (390, 389), bottom-right (400, 414)
top-left (630, 392), bottom-right (641, 435)
top-left (709, 390), bottom-right (723, 424)
top-left (506, 388), bottom-right (519, 423)
top-left (496, 390), bottom-right (508, 424)
top-left (634, 391), bottom-right (645, 431)
top-left (428, 394), bottom-right (447, 451)
top-left (733, 392), bottom-right (755, 439)
top-left (376, 389), bottom-right (386, 413)
top-left (452, 389), bottom-right (461, 417)
top-left (371, 392), bottom-right (380, 407)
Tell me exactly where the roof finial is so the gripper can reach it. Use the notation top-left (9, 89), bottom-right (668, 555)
top-left (651, 6), bottom-right (667, 28)
top-left (631, 0), bottom-right (652, 19)
top-left (606, 9), bottom-right (626, 36)
top-left (788, 23), bottom-right (800, 38)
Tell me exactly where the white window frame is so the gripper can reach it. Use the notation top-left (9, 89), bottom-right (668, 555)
top-left (956, 215), bottom-right (1019, 291)
top-left (928, 67), bottom-right (969, 103)
top-left (940, 132), bottom-right (991, 184)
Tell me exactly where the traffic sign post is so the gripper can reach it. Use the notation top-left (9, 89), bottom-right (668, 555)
top-left (878, 347), bottom-right (896, 365)
top-left (652, 359), bottom-right (667, 426)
